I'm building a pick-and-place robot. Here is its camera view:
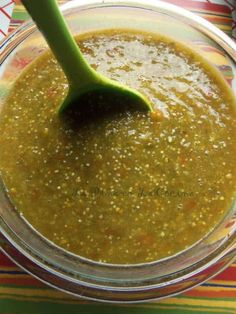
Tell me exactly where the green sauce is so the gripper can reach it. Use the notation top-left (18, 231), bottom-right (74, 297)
top-left (0, 30), bottom-right (235, 264)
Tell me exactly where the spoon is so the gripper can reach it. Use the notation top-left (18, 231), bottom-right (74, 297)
top-left (21, 0), bottom-right (153, 114)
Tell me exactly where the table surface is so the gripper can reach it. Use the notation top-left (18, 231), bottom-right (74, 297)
top-left (0, 0), bottom-right (236, 313)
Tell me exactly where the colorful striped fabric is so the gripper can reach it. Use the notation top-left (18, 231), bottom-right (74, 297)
top-left (0, 0), bottom-right (14, 40)
top-left (0, 251), bottom-right (236, 313)
top-left (0, 1), bottom-right (236, 313)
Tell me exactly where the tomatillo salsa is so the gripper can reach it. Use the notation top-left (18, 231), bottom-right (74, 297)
top-left (0, 30), bottom-right (235, 264)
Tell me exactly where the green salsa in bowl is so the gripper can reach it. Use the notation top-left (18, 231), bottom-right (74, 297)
top-left (0, 0), bottom-right (235, 303)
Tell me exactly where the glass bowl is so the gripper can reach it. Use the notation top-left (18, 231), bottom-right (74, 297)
top-left (0, 0), bottom-right (236, 303)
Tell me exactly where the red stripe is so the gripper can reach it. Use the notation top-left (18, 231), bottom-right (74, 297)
top-left (10, 19), bottom-right (27, 23)
top-left (0, 277), bottom-right (44, 287)
top-left (184, 288), bottom-right (236, 298)
top-left (201, 16), bottom-right (232, 23)
top-left (0, 253), bottom-right (16, 267)
top-left (0, 7), bottom-right (11, 19)
top-left (0, 29), bottom-right (7, 37)
top-left (2, 1), bottom-right (14, 9)
top-left (214, 266), bottom-right (236, 281)
top-left (165, 0), bottom-right (231, 14)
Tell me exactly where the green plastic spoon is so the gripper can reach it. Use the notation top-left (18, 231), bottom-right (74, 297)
top-left (21, 0), bottom-right (153, 114)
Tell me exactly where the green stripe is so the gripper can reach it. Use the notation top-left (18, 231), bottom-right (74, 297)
top-left (11, 11), bottom-right (29, 21)
top-left (0, 299), bottom-right (235, 314)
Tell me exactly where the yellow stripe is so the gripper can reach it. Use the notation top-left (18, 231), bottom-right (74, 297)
top-left (213, 25), bottom-right (232, 32)
top-left (14, 2), bottom-right (66, 12)
top-left (126, 303), bottom-right (236, 314)
top-left (14, 5), bottom-right (27, 12)
top-left (198, 14), bottom-right (232, 22)
top-left (201, 13), bottom-right (232, 21)
top-left (159, 298), bottom-right (236, 309)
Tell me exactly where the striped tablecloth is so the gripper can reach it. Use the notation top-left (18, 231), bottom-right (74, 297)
top-left (0, 1), bottom-right (236, 313)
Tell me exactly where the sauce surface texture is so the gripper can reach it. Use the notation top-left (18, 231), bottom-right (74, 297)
top-left (0, 31), bottom-right (235, 264)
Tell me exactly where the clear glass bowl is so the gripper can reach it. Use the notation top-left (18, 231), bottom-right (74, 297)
top-left (0, 0), bottom-right (236, 303)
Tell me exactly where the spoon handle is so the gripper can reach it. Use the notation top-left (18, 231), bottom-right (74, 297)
top-left (21, 0), bottom-right (99, 89)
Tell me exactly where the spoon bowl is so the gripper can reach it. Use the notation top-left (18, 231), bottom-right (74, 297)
top-left (61, 70), bottom-right (154, 115)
